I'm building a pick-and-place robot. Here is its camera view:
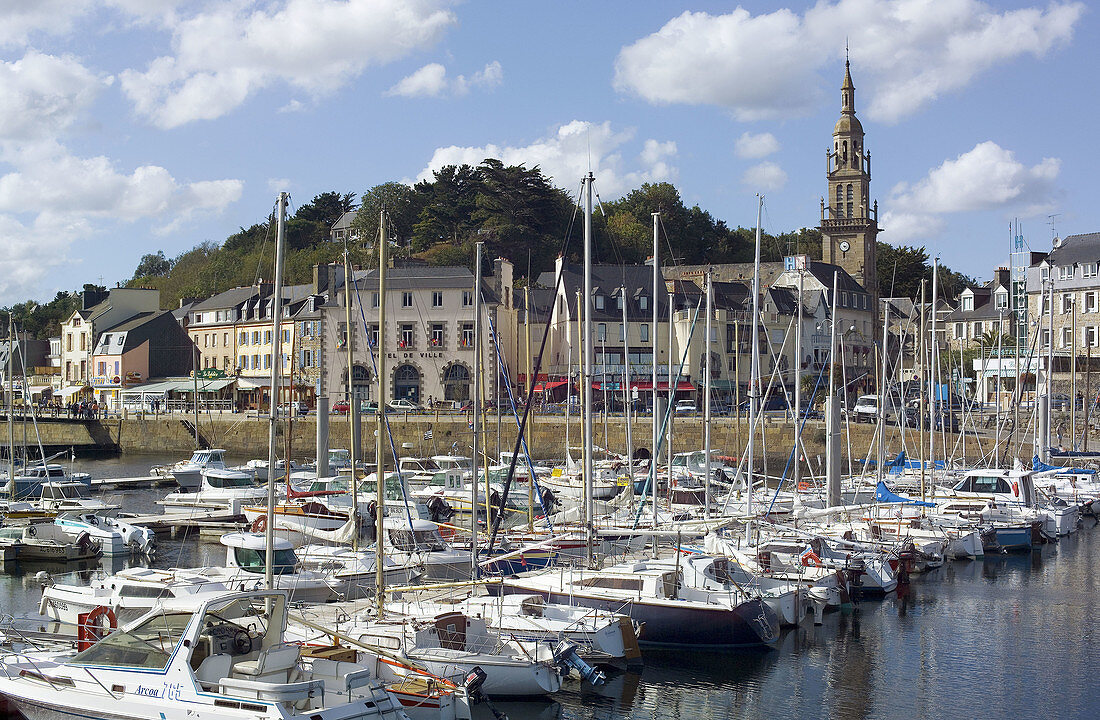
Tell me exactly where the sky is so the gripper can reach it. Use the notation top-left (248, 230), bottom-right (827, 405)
top-left (0, 0), bottom-right (1095, 307)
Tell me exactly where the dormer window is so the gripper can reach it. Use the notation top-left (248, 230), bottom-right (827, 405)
top-left (639, 296), bottom-right (649, 311)
top-left (962, 296), bottom-right (973, 312)
top-left (995, 292), bottom-right (1008, 310)
top-left (1083, 262), bottom-right (1098, 279)
top-left (1060, 265), bottom-right (1074, 280)
top-left (1040, 266), bottom-right (1050, 282)
top-left (595, 295), bottom-right (605, 310)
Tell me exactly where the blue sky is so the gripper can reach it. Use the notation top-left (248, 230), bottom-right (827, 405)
top-left (0, 0), bottom-right (1093, 306)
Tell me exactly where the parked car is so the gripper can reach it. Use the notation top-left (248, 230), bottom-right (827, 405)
top-left (276, 401), bottom-right (309, 417)
top-left (387, 399), bottom-right (421, 413)
top-left (331, 400), bottom-right (350, 414)
top-left (674, 400), bottom-right (697, 415)
top-left (851, 394), bottom-right (903, 424)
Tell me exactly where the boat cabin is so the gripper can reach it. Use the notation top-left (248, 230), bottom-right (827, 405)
top-left (948, 469), bottom-right (1036, 507)
top-left (222, 532), bottom-right (301, 575)
top-left (383, 518), bottom-right (449, 553)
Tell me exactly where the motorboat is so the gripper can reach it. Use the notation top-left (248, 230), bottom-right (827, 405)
top-left (242, 500), bottom-right (350, 533)
top-left (381, 518), bottom-right (472, 582)
top-left (0, 523), bottom-right (100, 562)
top-left (497, 558), bottom-right (780, 648)
top-left (152, 448), bottom-right (231, 491)
top-left (51, 513), bottom-right (155, 557)
top-left (212, 531), bottom-right (340, 603)
top-left (35, 481), bottom-right (119, 515)
top-left (0, 589), bottom-right (412, 720)
top-left (294, 544), bottom-right (421, 600)
top-left (0, 463), bottom-right (91, 500)
top-left (160, 467), bottom-right (266, 513)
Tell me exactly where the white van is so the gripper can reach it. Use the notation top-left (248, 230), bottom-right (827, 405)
top-left (851, 394), bottom-right (903, 424)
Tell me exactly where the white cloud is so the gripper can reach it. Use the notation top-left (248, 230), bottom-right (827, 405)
top-left (741, 161), bottom-right (788, 191)
top-left (734, 131), bottom-right (780, 159)
top-left (879, 210), bottom-right (945, 245)
top-left (388, 60), bottom-right (503, 98)
top-left (0, 51), bottom-right (104, 142)
top-left (0, 143), bottom-right (242, 299)
top-left (0, 1), bottom-right (95, 48)
top-left (120, 0), bottom-right (457, 128)
top-left (891, 141), bottom-right (1059, 215)
top-left (388, 63), bottom-right (448, 97)
top-left (413, 120), bottom-right (677, 197)
top-left (614, 1), bottom-right (1083, 123)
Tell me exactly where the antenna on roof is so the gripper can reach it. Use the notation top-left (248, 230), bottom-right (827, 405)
top-left (1048, 213), bottom-right (1061, 247)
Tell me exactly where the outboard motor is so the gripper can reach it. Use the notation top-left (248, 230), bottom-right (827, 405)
top-left (846, 556), bottom-right (866, 604)
top-left (427, 495), bottom-right (455, 524)
top-left (462, 666), bottom-right (508, 720)
top-left (553, 640), bottom-right (606, 686)
top-left (539, 488), bottom-right (557, 513)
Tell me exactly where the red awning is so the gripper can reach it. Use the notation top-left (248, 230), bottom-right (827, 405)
top-left (629, 381), bottom-right (695, 392)
top-left (533, 381), bottom-right (567, 393)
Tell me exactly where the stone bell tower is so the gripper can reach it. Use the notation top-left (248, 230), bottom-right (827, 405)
top-left (820, 58), bottom-right (880, 299)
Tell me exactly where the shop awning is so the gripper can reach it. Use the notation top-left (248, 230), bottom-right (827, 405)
top-left (629, 381), bottom-right (696, 392)
top-left (235, 377), bottom-right (269, 389)
top-left (57, 385), bottom-right (92, 398)
top-left (182, 378), bottom-right (235, 393)
top-left (533, 381), bottom-right (567, 393)
top-left (121, 380), bottom-right (179, 396)
top-left (27, 385), bottom-right (53, 395)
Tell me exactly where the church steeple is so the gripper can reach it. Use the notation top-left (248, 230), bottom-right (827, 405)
top-left (820, 58), bottom-right (880, 299)
top-left (841, 58), bottom-right (855, 113)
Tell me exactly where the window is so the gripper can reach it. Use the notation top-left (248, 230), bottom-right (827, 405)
top-left (839, 291), bottom-right (848, 307)
top-left (619, 323), bottom-right (626, 341)
top-left (264, 330), bottom-right (272, 344)
top-left (995, 292), bottom-right (1008, 310)
top-left (194, 313), bottom-right (203, 324)
top-left (1041, 329), bottom-right (1050, 348)
top-left (961, 296), bottom-right (973, 312)
top-left (1087, 326), bottom-right (1099, 347)
top-left (640, 324), bottom-right (650, 342)
top-left (240, 332), bottom-right (248, 345)
top-left (1060, 265), bottom-right (1073, 280)
top-left (432, 291), bottom-right (443, 308)
top-left (597, 323), bottom-right (607, 342)
top-left (263, 354), bottom-right (271, 370)
top-left (973, 321), bottom-right (982, 335)
top-left (223, 332), bottom-right (229, 346)
top-left (371, 292), bottom-right (379, 309)
top-left (252, 331), bottom-right (260, 344)
top-left (617, 295), bottom-right (624, 310)
top-left (223, 355), bottom-right (230, 369)
top-left (595, 295), bottom-right (605, 310)
top-left (399, 324), bottom-right (414, 348)
top-left (1083, 262), bottom-right (1098, 279)
top-left (640, 295), bottom-right (648, 311)
top-left (239, 355), bottom-right (246, 369)
top-left (368, 324), bottom-right (379, 347)
top-left (1062, 327), bottom-right (1073, 348)
top-left (66, 334), bottom-right (72, 352)
top-left (1040, 266), bottom-right (1050, 282)
top-left (252, 353), bottom-right (260, 369)
top-left (955, 323), bottom-right (964, 339)
top-left (431, 323), bottom-right (445, 347)
top-left (1087, 292), bottom-right (1098, 314)
top-left (461, 323), bottom-right (474, 347)
top-left (463, 291), bottom-right (473, 307)
top-left (1062, 294), bottom-right (1074, 314)
top-left (402, 292), bottom-right (413, 308)
top-left (80, 334), bottom-right (85, 351)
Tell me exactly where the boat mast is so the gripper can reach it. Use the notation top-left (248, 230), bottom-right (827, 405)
top-left (7, 314), bottom-right (14, 497)
top-left (703, 268), bottom-right (713, 519)
top-left (470, 242), bottom-right (482, 578)
top-left (929, 258), bottom-right (939, 492)
top-left (582, 173), bottom-right (594, 568)
top-left (344, 251), bottom-right (358, 553)
top-left (792, 264), bottom-right (802, 495)
top-left (919, 279), bottom-right (927, 502)
top-left (525, 286), bottom-right (534, 532)
top-left (747, 195), bottom-right (763, 518)
top-left (264, 192), bottom-right (287, 591)
top-left (651, 211), bottom-right (660, 529)
top-left (623, 285), bottom-right (634, 512)
top-left (375, 210), bottom-right (387, 613)
top-left (877, 301), bottom-right (889, 484)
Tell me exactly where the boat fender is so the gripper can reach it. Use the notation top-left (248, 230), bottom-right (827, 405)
top-left (1012, 481), bottom-right (1019, 496)
top-left (250, 516), bottom-right (267, 533)
top-left (26, 525), bottom-right (35, 537)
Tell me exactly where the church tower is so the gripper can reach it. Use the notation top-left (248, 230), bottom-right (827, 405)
top-left (820, 59), bottom-right (879, 298)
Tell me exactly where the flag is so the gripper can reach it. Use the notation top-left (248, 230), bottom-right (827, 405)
top-left (423, 427), bottom-right (433, 440)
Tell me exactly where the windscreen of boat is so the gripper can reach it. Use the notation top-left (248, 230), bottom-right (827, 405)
top-left (388, 528), bottom-right (446, 552)
top-left (234, 546), bottom-right (299, 574)
top-left (71, 611), bottom-right (193, 669)
top-left (207, 474), bottom-right (254, 489)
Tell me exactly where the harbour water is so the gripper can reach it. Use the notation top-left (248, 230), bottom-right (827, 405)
top-left (0, 453), bottom-right (1097, 720)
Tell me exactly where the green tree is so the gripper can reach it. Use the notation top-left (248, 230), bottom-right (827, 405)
top-left (352, 182), bottom-right (422, 248)
top-left (132, 251), bottom-right (171, 279)
top-left (411, 165), bottom-right (481, 250)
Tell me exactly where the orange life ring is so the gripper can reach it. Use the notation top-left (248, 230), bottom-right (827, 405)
top-left (78, 606), bottom-right (117, 650)
top-left (797, 481), bottom-right (812, 492)
top-left (801, 552), bottom-right (824, 568)
top-left (250, 516), bottom-right (267, 533)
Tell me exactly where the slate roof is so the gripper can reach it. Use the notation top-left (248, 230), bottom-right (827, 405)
top-left (1046, 232), bottom-right (1100, 267)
